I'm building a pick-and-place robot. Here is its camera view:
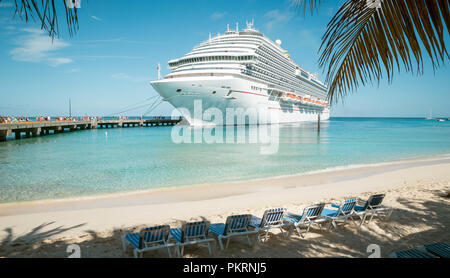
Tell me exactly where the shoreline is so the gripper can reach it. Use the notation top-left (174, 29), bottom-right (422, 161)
top-left (1, 152), bottom-right (450, 209)
top-left (0, 153), bottom-right (449, 245)
top-left (0, 158), bottom-right (448, 257)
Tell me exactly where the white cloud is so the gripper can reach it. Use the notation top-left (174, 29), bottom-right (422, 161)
top-left (91, 15), bottom-right (102, 21)
top-left (264, 9), bottom-right (294, 31)
top-left (112, 73), bottom-right (149, 83)
top-left (211, 12), bottom-right (227, 20)
top-left (66, 68), bottom-right (80, 73)
top-left (0, 2), bottom-right (14, 8)
top-left (9, 28), bottom-right (73, 67)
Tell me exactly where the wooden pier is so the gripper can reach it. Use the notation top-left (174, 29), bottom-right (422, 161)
top-left (0, 118), bottom-right (182, 142)
top-left (96, 119), bottom-right (181, 128)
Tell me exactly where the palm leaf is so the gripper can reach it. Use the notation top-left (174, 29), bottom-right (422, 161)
top-left (9, 0), bottom-right (80, 38)
top-left (294, 0), bottom-right (326, 14)
top-left (298, 0), bottom-right (450, 104)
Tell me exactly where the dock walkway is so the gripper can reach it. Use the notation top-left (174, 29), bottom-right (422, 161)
top-left (0, 118), bottom-right (182, 142)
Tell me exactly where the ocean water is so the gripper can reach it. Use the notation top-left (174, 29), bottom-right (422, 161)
top-left (0, 117), bottom-right (449, 203)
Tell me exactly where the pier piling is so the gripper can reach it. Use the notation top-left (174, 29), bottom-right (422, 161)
top-left (0, 130), bottom-right (7, 142)
top-left (318, 114), bottom-right (321, 132)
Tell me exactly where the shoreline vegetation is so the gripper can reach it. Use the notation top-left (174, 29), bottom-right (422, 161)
top-left (0, 154), bottom-right (449, 258)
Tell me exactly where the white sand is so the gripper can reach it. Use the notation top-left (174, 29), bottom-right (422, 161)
top-left (0, 155), bottom-right (449, 258)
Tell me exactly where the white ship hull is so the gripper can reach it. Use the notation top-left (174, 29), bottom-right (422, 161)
top-left (151, 75), bottom-right (330, 126)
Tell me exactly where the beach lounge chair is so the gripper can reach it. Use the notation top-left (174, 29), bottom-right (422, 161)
top-left (418, 242), bottom-right (450, 258)
top-left (321, 198), bottom-right (357, 230)
top-left (249, 208), bottom-right (288, 242)
top-left (209, 214), bottom-right (258, 251)
top-left (389, 248), bottom-right (435, 258)
top-left (283, 203), bottom-right (326, 238)
top-left (354, 194), bottom-right (393, 225)
top-left (169, 220), bottom-right (215, 257)
top-left (121, 225), bottom-right (174, 258)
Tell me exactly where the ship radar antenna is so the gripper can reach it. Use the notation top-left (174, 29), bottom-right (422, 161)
top-left (236, 22), bottom-right (239, 32)
top-left (227, 24), bottom-right (230, 32)
top-left (246, 20), bottom-right (254, 30)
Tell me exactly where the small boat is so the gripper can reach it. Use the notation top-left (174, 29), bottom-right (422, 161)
top-left (425, 110), bottom-right (436, 121)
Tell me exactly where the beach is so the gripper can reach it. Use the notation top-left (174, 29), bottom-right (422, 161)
top-left (0, 155), bottom-right (449, 258)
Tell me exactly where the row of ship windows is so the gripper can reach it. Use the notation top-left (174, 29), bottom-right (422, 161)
top-left (258, 46), bottom-right (295, 72)
top-left (199, 37), bottom-right (301, 75)
top-left (243, 70), bottom-right (301, 95)
top-left (256, 55), bottom-right (293, 79)
top-left (249, 65), bottom-right (325, 97)
top-left (193, 45), bottom-right (256, 54)
top-left (198, 39), bottom-right (261, 48)
top-left (243, 69), bottom-right (324, 99)
top-left (201, 37), bottom-right (265, 46)
top-left (258, 47), bottom-right (327, 91)
top-left (255, 54), bottom-right (327, 92)
top-left (169, 56), bottom-right (253, 67)
top-left (254, 59), bottom-right (301, 87)
top-left (256, 51), bottom-right (301, 82)
top-left (254, 63), bottom-right (325, 95)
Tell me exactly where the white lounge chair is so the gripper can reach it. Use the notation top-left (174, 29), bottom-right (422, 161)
top-left (209, 214), bottom-right (258, 251)
top-left (249, 208), bottom-right (288, 242)
top-left (354, 194), bottom-right (393, 225)
top-left (321, 198), bottom-right (358, 230)
top-left (121, 225), bottom-right (175, 258)
top-left (283, 203), bottom-right (327, 238)
top-left (169, 220), bottom-right (215, 257)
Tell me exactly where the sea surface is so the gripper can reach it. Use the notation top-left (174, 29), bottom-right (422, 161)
top-left (1, 117), bottom-right (450, 203)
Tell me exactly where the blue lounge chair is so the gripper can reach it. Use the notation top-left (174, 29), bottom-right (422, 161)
top-left (283, 203), bottom-right (326, 238)
top-left (389, 248), bottom-right (435, 258)
top-left (169, 220), bottom-right (215, 257)
top-left (249, 208), bottom-right (288, 242)
top-left (321, 198), bottom-right (357, 230)
top-left (121, 225), bottom-right (174, 258)
top-left (209, 214), bottom-right (258, 251)
top-left (354, 194), bottom-right (393, 225)
top-left (418, 242), bottom-right (450, 258)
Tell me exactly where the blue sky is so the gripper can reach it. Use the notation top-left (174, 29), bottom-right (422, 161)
top-left (0, 0), bottom-right (448, 118)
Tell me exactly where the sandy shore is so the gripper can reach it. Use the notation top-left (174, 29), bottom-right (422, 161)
top-left (0, 155), bottom-right (449, 258)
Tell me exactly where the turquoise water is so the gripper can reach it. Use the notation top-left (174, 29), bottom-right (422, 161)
top-left (1, 118), bottom-right (450, 203)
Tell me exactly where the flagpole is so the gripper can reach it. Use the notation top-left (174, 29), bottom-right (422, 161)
top-left (157, 63), bottom-right (161, 80)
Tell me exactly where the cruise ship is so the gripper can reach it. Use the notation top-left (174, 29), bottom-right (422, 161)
top-left (151, 22), bottom-right (330, 126)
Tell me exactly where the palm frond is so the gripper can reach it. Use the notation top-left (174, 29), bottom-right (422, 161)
top-left (294, 0), bottom-right (327, 15)
top-left (11, 0), bottom-right (80, 38)
top-left (298, 0), bottom-right (450, 104)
